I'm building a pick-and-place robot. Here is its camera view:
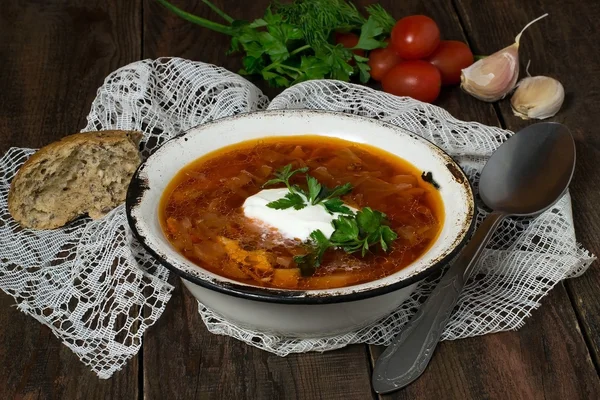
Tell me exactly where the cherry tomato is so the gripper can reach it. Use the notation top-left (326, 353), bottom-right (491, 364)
top-left (334, 32), bottom-right (365, 57)
top-left (391, 15), bottom-right (440, 60)
top-left (382, 60), bottom-right (442, 103)
top-left (426, 40), bottom-right (474, 86)
top-left (368, 46), bottom-right (402, 81)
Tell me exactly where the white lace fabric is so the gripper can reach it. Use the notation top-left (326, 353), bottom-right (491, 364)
top-left (0, 58), bottom-right (594, 377)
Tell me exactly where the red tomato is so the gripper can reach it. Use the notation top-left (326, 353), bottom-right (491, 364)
top-left (334, 32), bottom-right (365, 57)
top-left (368, 46), bottom-right (402, 81)
top-left (391, 15), bottom-right (440, 60)
top-left (426, 40), bottom-right (474, 85)
top-left (382, 60), bottom-right (442, 103)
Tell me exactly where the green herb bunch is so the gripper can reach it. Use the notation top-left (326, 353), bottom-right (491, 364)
top-left (156, 0), bottom-right (396, 87)
top-left (262, 164), bottom-right (398, 276)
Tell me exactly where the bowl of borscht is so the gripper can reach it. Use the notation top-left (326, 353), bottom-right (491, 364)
top-left (126, 109), bottom-right (475, 337)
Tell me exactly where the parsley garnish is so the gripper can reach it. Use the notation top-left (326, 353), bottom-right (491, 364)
top-left (156, 0), bottom-right (395, 87)
top-left (294, 208), bottom-right (398, 276)
top-left (266, 192), bottom-right (306, 210)
top-left (263, 164), bottom-right (308, 200)
top-left (294, 230), bottom-right (331, 276)
top-left (263, 164), bottom-right (353, 214)
top-left (262, 164), bottom-right (398, 276)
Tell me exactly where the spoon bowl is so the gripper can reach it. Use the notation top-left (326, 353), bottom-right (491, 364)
top-left (479, 122), bottom-right (575, 215)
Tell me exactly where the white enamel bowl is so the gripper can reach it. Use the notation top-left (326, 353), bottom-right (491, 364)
top-left (126, 109), bottom-right (475, 338)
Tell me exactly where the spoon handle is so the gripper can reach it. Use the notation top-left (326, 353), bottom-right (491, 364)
top-left (372, 211), bottom-right (506, 394)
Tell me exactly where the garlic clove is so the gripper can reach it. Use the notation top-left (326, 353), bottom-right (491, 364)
top-left (460, 43), bottom-right (519, 102)
top-left (510, 76), bottom-right (565, 119)
top-left (460, 13), bottom-right (548, 102)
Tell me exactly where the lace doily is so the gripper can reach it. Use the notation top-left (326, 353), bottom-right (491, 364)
top-left (0, 58), bottom-right (594, 376)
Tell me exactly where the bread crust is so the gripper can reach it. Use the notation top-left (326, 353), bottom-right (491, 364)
top-left (8, 130), bottom-right (143, 230)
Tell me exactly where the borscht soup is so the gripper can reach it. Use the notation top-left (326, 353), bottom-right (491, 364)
top-left (159, 135), bottom-right (444, 290)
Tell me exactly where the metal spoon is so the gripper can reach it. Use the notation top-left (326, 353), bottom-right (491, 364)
top-left (372, 122), bottom-right (576, 394)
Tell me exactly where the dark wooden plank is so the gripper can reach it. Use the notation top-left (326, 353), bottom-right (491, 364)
top-left (0, 0), bottom-right (142, 398)
top-left (360, 0), bottom-right (600, 398)
top-left (0, 293), bottom-right (139, 399)
top-left (144, 0), bottom-right (278, 99)
top-left (143, 280), bottom-right (374, 400)
top-left (370, 284), bottom-right (600, 400)
top-left (0, 0), bottom-right (142, 152)
top-left (452, 0), bottom-right (600, 369)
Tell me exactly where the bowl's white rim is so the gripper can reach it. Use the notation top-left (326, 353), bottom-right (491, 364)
top-left (126, 109), bottom-right (476, 304)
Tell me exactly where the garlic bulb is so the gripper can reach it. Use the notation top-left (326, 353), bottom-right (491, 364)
top-left (511, 76), bottom-right (564, 119)
top-left (461, 14), bottom-right (548, 102)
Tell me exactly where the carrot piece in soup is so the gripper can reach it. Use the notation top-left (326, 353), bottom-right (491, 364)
top-left (271, 268), bottom-right (301, 288)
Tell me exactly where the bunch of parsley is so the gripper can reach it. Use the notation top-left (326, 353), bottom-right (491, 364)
top-left (156, 0), bottom-right (396, 87)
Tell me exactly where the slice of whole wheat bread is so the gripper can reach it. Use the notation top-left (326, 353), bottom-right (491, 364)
top-left (8, 130), bottom-right (143, 230)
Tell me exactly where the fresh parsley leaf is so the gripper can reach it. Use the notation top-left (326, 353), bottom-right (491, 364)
top-left (293, 229), bottom-right (332, 276)
top-left (243, 41), bottom-right (265, 59)
top-left (266, 192), bottom-right (306, 210)
top-left (294, 254), bottom-right (317, 277)
top-left (361, 240), bottom-right (370, 257)
top-left (327, 182), bottom-right (353, 199)
top-left (242, 55), bottom-right (265, 74)
top-left (320, 44), bottom-right (354, 81)
top-left (265, 6), bottom-right (304, 44)
top-left (379, 225), bottom-right (397, 252)
top-left (325, 207), bottom-right (397, 257)
top-left (237, 29), bottom-right (260, 46)
top-left (356, 207), bottom-right (384, 235)
top-left (323, 198), bottom-right (353, 215)
top-left (257, 31), bottom-right (289, 63)
top-left (262, 70), bottom-right (291, 87)
top-left (306, 176), bottom-right (322, 204)
top-left (262, 164), bottom-right (308, 190)
top-left (354, 16), bottom-right (387, 50)
top-left (262, 6), bottom-right (283, 25)
top-left (330, 215), bottom-right (360, 243)
top-left (291, 184), bottom-right (308, 198)
top-left (356, 57), bottom-right (371, 84)
top-left (248, 18), bottom-right (268, 28)
top-left (295, 56), bottom-right (331, 83)
top-left (310, 229), bottom-right (331, 263)
top-left (282, 25), bottom-right (304, 41)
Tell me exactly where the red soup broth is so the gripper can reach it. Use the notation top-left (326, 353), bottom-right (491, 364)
top-left (159, 135), bottom-right (444, 290)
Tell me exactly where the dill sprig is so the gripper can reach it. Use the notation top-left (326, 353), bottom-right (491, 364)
top-left (274, 0), bottom-right (365, 47)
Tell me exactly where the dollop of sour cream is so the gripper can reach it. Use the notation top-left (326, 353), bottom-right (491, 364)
top-left (242, 188), bottom-right (354, 241)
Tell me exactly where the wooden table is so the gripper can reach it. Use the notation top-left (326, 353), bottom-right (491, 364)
top-left (1, 1), bottom-right (599, 399)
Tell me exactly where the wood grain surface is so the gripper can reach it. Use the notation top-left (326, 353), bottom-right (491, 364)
top-left (0, 1), bottom-right (142, 399)
top-left (0, 0), bottom-right (598, 399)
top-left (453, 0), bottom-right (600, 372)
